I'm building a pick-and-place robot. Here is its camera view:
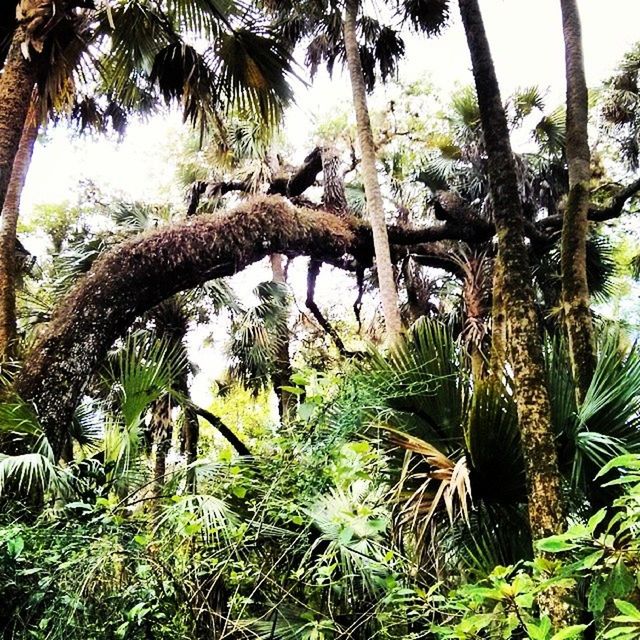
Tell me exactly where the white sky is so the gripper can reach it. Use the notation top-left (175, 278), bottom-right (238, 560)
top-left (23, 1), bottom-right (640, 215)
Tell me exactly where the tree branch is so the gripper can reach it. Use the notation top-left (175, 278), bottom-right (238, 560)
top-left (15, 196), bottom-right (358, 459)
top-left (189, 404), bottom-right (251, 457)
top-left (305, 258), bottom-right (349, 355)
top-left (538, 176), bottom-right (640, 229)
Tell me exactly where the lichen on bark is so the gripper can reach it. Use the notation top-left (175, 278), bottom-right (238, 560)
top-left (15, 197), bottom-right (359, 459)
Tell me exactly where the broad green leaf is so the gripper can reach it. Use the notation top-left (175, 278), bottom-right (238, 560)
top-left (550, 624), bottom-right (588, 640)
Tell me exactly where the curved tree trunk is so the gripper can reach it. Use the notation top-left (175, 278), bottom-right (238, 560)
top-left (342, 0), bottom-right (402, 342)
top-left (560, 0), bottom-right (595, 404)
top-left (458, 0), bottom-right (570, 626)
top-left (0, 99), bottom-right (39, 360)
top-left (14, 198), bottom-right (359, 459)
top-left (0, 25), bottom-right (38, 226)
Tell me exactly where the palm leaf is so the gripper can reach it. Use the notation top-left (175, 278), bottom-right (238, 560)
top-left (212, 29), bottom-right (294, 125)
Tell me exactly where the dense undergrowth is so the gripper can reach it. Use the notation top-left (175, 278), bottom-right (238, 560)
top-left (2, 321), bottom-right (640, 639)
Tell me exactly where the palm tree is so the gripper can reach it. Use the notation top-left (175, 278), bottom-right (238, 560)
top-left (457, 0), bottom-right (564, 534)
top-left (0, 0), bottom-right (294, 359)
top-left (339, 319), bottom-right (640, 576)
top-left (560, 0), bottom-right (596, 404)
top-left (269, 0), bottom-right (450, 342)
top-left (0, 12), bottom-right (40, 236)
top-left (0, 98), bottom-right (39, 359)
top-left (342, 0), bottom-right (402, 341)
top-left (457, 0), bottom-right (575, 625)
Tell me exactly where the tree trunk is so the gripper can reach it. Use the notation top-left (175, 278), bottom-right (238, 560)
top-left (342, 0), bottom-right (402, 342)
top-left (0, 25), bottom-right (38, 220)
top-left (0, 99), bottom-right (39, 360)
top-left (14, 198), bottom-right (359, 459)
top-left (151, 394), bottom-right (173, 497)
top-left (458, 0), bottom-right (570, 626)
top-left (490, 250), bottom-right (507, 371)
top-left (181, 402), bottom-right (199, 492)
top-left (560, 0), bottom-right (595, 404)
top-left (270, 253), bottom-right (295, 423)
top-left (458, 0), bottom-right (565, 540)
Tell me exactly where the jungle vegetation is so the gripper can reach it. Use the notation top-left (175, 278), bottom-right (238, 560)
top-left (2, 0), bottom-right (640, 638)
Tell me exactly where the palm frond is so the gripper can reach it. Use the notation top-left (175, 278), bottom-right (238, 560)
top-left (399, 0), bottom-right (450, 36)
top-left (304, 480), bottom-right (390, 597)
top-left (465, 379), bottom-right (526, 505)
top-left (226, 281), bottom-right (290, 391)
top-left (212, 29), bottom-right (294, 125)
top-left (0, 450), bottom-right (73, 499)
top-left (532, 107), bottom-right (566, 155)
top-left (367, 318), bottom-right (468, 448)
top-left (101, 333), bottom-right (188, 431)
top-left (509, 85), bottom-right (546, 125)
top-left (155, 493), bottom-right (238, 545)
top-left (388, 428), bottom-right (471, 534)
top-left (150, 42), bottom-right (218, 125)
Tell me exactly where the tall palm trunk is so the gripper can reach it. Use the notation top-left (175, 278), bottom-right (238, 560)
top-left (458, 0), bottom-right (564, 540)
top-left (0, 100), bottom-right (39, 360)
top-left (342, 0), bottom-right (402, 341)
top-left (458, 0), bottom-right (569, 626)
top-left (560, 0), bottom-right (595, 404)
top-left (0, 26), bottom-right (39, 219)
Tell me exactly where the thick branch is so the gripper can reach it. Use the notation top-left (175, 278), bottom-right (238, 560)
top-left (187, 148), bottom-right (324, 215)
top-left (387, 220), bottom-right (494, 245)
top-left (538, 177), bottom-right (640, 229)
top-left (15, 196), bottom-right (357, 459)
top-left (190, 405), bottom-right (251, 457)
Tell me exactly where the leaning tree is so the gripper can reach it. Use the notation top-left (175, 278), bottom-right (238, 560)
top-left (0, 0), bottom-right (294, 359)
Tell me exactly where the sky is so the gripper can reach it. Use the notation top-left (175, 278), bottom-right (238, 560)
top-left (18, 1), bottom-right (640, 407)
top-left (23, 1), bottom-right (640, 216)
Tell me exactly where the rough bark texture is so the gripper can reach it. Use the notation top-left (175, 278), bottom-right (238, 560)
top-left (204, 146), bottom-right (640, 247)
top-left (0, 100), bottom-right (39, 360)
top-left (14, 197), bottom-right (359, 459)
top-left (458, 0), bottom-right (564, 538)
top-left (560, 0), bottom-right (596, 404)
top-left (458, 0), bottom-right (570, 626)
top-left (0, 25), bottom-right (38, 223)
top-left (342, 0), bottom-right (402, 341)
top-left (490, 250), bottom-right (507, 371)
top-left (151, 394), bottom-right (173, 495)
top-left (269, 253), bottom-right (295, 423)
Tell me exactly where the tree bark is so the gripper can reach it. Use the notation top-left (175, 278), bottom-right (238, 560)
top-left (0, 99), bottom-right (39, 360)
top-left (270, 253), bottom-right (295, 423)
top-left (458, 0), bottom-right (570, 626)
top-left (560, 0), bottom-right (596, 404)
top-left (14, 197), bottom-right (358, 459)
top-left (490, 250), bottom-right (507, 371)
top-left (458, 0), bottom-right (564, 539)
top-left (152, 394), bottom-right (173, 496)
top-left (342, 0), bottom-right (402, 341)
top-left (0, 25), bottom-right (38, 228)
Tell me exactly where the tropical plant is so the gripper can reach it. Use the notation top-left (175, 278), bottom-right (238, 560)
top-left (0, 0), bottom-right (295, 358)
top-left (327, 319), bottom-right (640, 579)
